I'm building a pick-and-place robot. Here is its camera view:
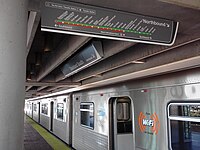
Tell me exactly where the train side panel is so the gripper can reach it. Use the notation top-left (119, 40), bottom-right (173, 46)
top-left (32, 101), bottom-right (40, 122)
top-left (53, 95), bottom-right (70, 144)
top-left (25, 102), bottom-right (32, 118)
top-left (40, 99), bottom-right (50, 129)
top-left (72, 69), bottom-right (200, 150)
top-left (72, 93), bottom-right (109, 150)
top-left (25, 69), bottom-right (200, 150)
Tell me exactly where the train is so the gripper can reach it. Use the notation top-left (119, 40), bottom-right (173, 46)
top-left (25, 68), bottom-right (200, 150)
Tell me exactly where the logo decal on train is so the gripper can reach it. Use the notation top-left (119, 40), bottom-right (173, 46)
top-left (138, 112), bottom-right (160, 135)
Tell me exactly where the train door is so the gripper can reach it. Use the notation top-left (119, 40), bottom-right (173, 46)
top-left (50, 101), bottom-right (54, 131)
top-left (38, 102), bottom-right (40, 123)
top-left (109, 97), bottom-right (134, 150)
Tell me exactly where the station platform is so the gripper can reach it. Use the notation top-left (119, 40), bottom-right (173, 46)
top-left (24, 116), bottom-right (71, 150)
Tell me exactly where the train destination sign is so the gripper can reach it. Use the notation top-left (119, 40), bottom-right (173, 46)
top-left (61, 41), bottom-right (103, 78)
top-left (41, 0), bottom-right (179, 46)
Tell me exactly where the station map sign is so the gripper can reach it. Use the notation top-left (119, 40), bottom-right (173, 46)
top-left (41, 0), bottom-right (179, 46)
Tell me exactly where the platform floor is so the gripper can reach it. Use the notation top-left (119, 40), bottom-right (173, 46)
top-left (24, 116), bottom-right (71, 150)
top-left (24, 116), bottom-right (53, 150)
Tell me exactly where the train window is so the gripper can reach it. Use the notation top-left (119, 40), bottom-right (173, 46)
top-left (57, 103), bottom-right (64, 120)
top-left (169, 105), bottom-right (200, 117)
top-left (168, 103), bottom-right (200, 150)
top-left (117, 102), bottom-right (130, 121)
top-left (33, 104), bottom-right (37, 112)
top-left (41, 103), bottom-right (48, 115)
top-left (80, 103), bottom-right (94, 129)
top-left (26, 103), bottom-right (29, 110)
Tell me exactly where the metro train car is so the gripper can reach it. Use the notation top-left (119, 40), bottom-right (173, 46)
top-left (25, 68), bottom-right (200, 150)
top-left (25, 95), bottom-right (72, 145)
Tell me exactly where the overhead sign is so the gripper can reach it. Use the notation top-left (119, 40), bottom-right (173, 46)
top-left (61, 41), bottom-right (103, 77)
top-left (41, 0), bottom-right (178, 45)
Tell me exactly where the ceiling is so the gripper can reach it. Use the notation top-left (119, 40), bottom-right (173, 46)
top-left (26, 0), bottom-right (200, 98)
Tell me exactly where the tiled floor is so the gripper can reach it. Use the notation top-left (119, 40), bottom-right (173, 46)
top-left (24, 117), bottom-right (53, 150)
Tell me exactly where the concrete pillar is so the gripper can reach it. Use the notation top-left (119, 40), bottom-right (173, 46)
top-left (0, 0), bottom-right (27, 150)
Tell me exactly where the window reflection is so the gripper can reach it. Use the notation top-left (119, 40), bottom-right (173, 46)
top-left (33, 104), bottom-right (37, 112)
top-left (41, 103), bottom-right (48, 115)
top-left (116, 98), bottom-right (132, 134)
top-left (169, 103), bottom-right (200, 150)
top-left (169, 105), bottom-right (200, 117)
top-left (117, 102), bottom-right (130, 121)
top-left (80, 103), bottom-right (94, 129)
top-left (57, 103), bottom-right (64, 120)
top-left (171, 120), bottom-right (200, 150)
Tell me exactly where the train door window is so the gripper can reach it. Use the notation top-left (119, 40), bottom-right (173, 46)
top-left (168, 103), bottom-right (200, 150)
top-left (117, 102), bottom-right (130, 121)
top-left (25, 103), bottom-right (28, 111)
top-left (57, 103), bottom-right (64, 120)
top-left (117, 98), bottom-right (132, 133)
top-left (80, 103), bottom-right (94, 129)
top-left (33, 104), bottom-right (37, 112)
top-left (41, 103), bottom-right (48, 115)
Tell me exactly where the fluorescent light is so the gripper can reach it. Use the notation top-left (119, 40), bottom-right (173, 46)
top-left (93, 74), bottom-right (103, 78)
top-left (132, 60), bottom-right (145, 64)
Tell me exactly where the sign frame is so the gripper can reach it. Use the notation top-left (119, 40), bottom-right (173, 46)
top-left (41, 0), bottom-right (179, 46)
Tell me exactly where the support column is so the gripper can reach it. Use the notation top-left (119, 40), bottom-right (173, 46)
top-left (0, 0), bottom-right (27, 150)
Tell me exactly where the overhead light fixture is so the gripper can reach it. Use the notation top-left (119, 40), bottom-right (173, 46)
top-left (30, 64), bottom-right (35, 75)
top-left (132, 60), bottom-right (145, 64)
top-left (43, 33), bottom-right (53, 52)
top-left (44, 47), bottom-right (51, 52)
top-left (27, 73), bottom-right (32, 81)
top-left (93, 74), bottom-right (103, 78)
top-left (35, 52), bottom-right (42, 66)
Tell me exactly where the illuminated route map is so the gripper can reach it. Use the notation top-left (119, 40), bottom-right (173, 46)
top-left (41, 0), bottom-right (178, 45)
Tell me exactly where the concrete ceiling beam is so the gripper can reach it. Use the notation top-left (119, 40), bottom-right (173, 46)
top-left (26, 86), bottom-right (33, 92)
top-left (55, 40), bottom-right (136, 82)
top-left (28, 0), bottom-right (40, 12)
top-left (72, 33), bottom-right (200, 82)
top-left (27, 11), bottom-right (40, 56)
top-left (26, 42), bottom-right (200, 101)
top-left (159, 0), bottom-right (200, 10)
top-left (36, 36), bottom-right (91, 81)
top-left (26, 81), bottom-right (81, 87)
top-left (82, 39), bottom-right (200, 84)
top-left (37, 86), bottom-right (48, 92)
